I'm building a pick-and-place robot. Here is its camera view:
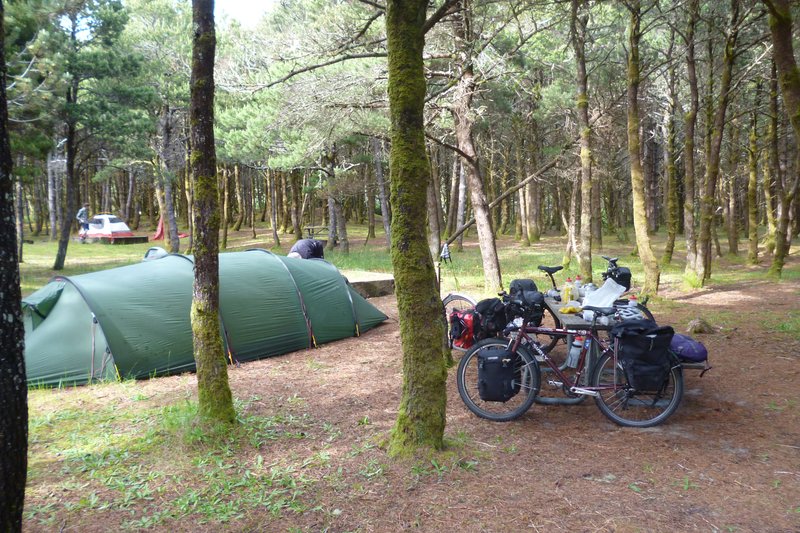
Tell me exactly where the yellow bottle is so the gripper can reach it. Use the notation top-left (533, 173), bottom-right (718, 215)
top-left (562, 277), bottom-right (573, 304)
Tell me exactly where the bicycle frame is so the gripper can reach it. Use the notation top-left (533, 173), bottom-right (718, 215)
top-left (505, 318), bottom-right (615, 398)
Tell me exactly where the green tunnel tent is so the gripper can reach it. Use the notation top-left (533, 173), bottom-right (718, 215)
top-left (22, 250), bottom-right (388, 387)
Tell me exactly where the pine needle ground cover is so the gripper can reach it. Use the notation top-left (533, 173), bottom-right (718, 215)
top-left (22, 228), bottom-right (800, 531)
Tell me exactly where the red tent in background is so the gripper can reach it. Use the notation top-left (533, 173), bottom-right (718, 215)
top-left (152, 216), bottom-right (189, 240)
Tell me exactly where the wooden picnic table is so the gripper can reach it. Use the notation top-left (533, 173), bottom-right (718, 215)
top-left (303, 225), bottom-right (328, 239)
top-left (544, 296), bottom-right (613, 332)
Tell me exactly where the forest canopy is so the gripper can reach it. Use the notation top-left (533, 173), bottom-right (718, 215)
top-left (6, 0), bottom-right (800, 284)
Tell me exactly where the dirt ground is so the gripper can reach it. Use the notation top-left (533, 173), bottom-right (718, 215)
top-left (25, 275), bottom-right (800, 532)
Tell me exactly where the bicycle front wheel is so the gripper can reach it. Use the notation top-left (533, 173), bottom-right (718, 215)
top-left (591, 353), bottom-right (683, 428)
top-left (456, 339), bottom-right (541, 422)
top-left (443, 292), bottom-right (477, 353)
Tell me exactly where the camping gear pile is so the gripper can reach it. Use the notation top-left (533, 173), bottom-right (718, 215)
top-left (449, 279), bottom-right (545, 350)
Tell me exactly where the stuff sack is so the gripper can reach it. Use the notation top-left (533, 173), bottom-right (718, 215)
top-left (474, 297), bottom-right (508, 339)
top-left (621, 358), bottom-right (671, 392)
top-left (670, 333), bottom-right (708, 362)
top-left (477, 349), bottom-right (519, 402)
top-left (449, 309), bottom-right (479, 350)
top-left (509, 279), bottom-right (538, 298)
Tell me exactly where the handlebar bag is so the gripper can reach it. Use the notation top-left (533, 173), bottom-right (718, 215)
top-left (477, 349), bottom-right (520, 402)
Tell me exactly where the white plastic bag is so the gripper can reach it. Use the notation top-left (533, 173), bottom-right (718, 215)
top-left (581, 278), bottom-right (625, 321)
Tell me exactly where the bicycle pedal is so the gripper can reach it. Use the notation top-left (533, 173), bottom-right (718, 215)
top-left (547, 379), bottom-right (564, 388)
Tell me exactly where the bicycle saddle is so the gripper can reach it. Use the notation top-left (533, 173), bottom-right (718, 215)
top-left (582, 305), bottom-right (616, 317)
top-left (537, 265), bottom-right (563, 275)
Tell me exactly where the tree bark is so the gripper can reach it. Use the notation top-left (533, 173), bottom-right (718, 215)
top-left (763, 0), bottom-right (800, 277)
top-left (266, 169), bottom-right (280, 247)
top-left (572, 0), bottom-right (593, 282)
top-left (372, 137), bottom-right (392, 248)
top-left (189, 0), bottom-right (235, 425)
top-left (0, 2), bottom-right (27, 524)
top-left (385, 0), bottom-right (447, 456)
top-left (748, 102), bottom-right (760, 264)
top-left (696, 0), bottom-right (740, 284)
top-left (451, 0), bottom-right (502, 293)
top-left (663, 29), bottom-right (679, 265)
top-left (683, 0), bottom-right (699, 278)
top-left (626, 1), bottom-right (660, 295)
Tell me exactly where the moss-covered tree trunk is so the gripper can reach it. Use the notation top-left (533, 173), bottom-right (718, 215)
top-left (386, 0), bottom-right (447, 456)
top-left (682, 0), bottom-right (699, 278)
top-left (696, 0), bottom-right (739, 284)
top-left (189, 0), bottom-right (235, 425)
top-left (748, 104), bottom-right (760, 264)
top-left (626, 1), bottom-right (660, 295)
top-left (764, 65), bottom-right (780, 255)
top-left (572, 0), bottom-right (593, 282)
top-left (0, 2), bottom-right (28, 525)
top-left (725, 122), bottom-right (740, 256)
top-left (763, 0), bottom-right (800, 277)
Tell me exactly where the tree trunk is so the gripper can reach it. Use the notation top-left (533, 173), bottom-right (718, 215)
top-left (455, 160), bottom-right (467, 251)
top-left (562, 175), bottom-right (579, 268)
top-left (124, 166), bottom-right (135, 223)
top-left (232, 163), bottom-right (244, 232)
top-left (726, 120), bottom-right (740, 255)
top-left (0, 8), bottom-right (27, 522)
top-left (158, 106), bottom-right (181, 254)
top-left (572, 0), bottom-right (593, 282)
top-left (626, 1), bottom-right (660, 295)
top-left (663, 29), bottom-right (679, 266)
top-left (267, 169), bottom-right (280, 247)
top-left (15, 177), bottom-right (23, 263)
top-left (696, 0), bottom-right (739, 284)
top-left (189, 0), bottom-right (235, 425)
top-left (220, 166), bottom-right (228, 249)
top-left (748, 103), bottom-right (760, 264)
top-left (47, 151), bottom-right (58, 240)
top-left (385, 0), bottom-right (447, 455)
top-left (683, 0), bottom-right (699, 278)
top-left (451, 0), bottom-right (503, 293)
top-left (184, 147), bottom-right (194, 253)
top-left (53, 75), bottom-right (79, 270)
top-left (372, 137), bottom-right (391, 248)
top-left (427, 161), bottom-right (442, 260)
top-left (763, 0), bottom-right (800, 277)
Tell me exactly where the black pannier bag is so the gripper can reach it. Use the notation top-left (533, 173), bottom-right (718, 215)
top-left (474, 297), bottom-right (508, 339)
top-left (477, 349), bottom-right (520, 402)
top-left (611, 319), bottom-right (675, 392)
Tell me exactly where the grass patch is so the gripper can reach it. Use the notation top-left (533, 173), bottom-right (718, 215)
top-left (759, 311), bottom-right (800, 341)
top-left (26, 391), bottom-right (318, 530)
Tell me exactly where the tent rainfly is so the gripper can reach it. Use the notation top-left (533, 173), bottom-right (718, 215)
top-left (22, 250), bottom-right (388, 387)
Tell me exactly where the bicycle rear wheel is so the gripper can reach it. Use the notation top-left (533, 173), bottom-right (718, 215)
top-left (443, 292), bottom-right (477, 353)
top-left (456, 339), bottom-right (540, 422)
top-left (591, 353), bottom-right (683, 428)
